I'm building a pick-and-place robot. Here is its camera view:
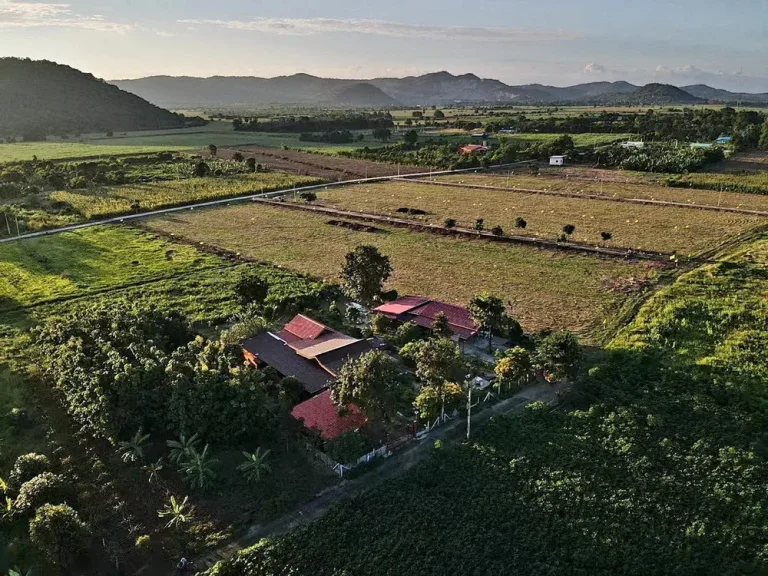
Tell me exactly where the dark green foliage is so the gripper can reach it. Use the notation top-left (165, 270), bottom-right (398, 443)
top-left (391, 321), bottom-right (422, 348)
top-left (443, 218), bottom-right (456, 229)
top-left (29, 503), bottom-right (90, 572)
top-left (600, 231), bottom-right (613, 241)
top-left (340, 245), bottom-right (392, 307)
top-left (235, 272), bottom-right (270, 306)
top-left (372, 128), bottom-right (392, 142)
top-left (468, 293), bottom-right (508, 352)
top-left (0, 58), bottom-right (190, 138)
top-left (474, 218), bottom-right (484, 232)
top-left (330, 350), bottom-right (404, 422)
top-left (232, 152), bottom-right (244, 162)
top-left (299, 191), bottom-right (317, 203)
top-left (13, 473), bottom-right (68, 513)
top-left (431, 312), bottom-right (452, 339)
top-left (166, 339), bottom-right (277, 445)
top-left (562, 224), bottom-right (575, 236)
top-left (194, 161), bottom-right (211, 178)
top-left (9, 453), bottom-right (50, 488)
top-left (324, 432), bottom-right (373, 465)
top-left (491, 225), bottom-right (504, 236)
top-left (233, 112), bottom-right (393, 133)
top-left (34, 302), bottom-right (280, 444)
top-left (515, 217), bottom-right (527, 229)
top-left (298, 130), bottom-right (355, 144)
top-left (535, 330), bottom-right (581, 381)
top-left (246, 157), bottom-right (257, 173)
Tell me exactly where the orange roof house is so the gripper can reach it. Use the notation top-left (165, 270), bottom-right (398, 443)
top-left (374, 296), bottom-right (479, 340)
top-left (291, 390), bottom-right (367, 440)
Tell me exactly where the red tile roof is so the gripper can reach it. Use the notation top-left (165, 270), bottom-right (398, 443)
top-left (374, 296), bottom-right (429, 317)
top-left (374, 296), bottom-right (479, 340)
top-left (459, 144), bottom-right (489, 154)
top-left (291, 390), bottom-right (367, 440)
top-left (282, 314), bottom-right (328, 341)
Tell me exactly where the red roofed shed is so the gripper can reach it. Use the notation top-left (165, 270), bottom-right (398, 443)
top-left (281, 314), bottom-right (328, 341)
top-left (291, 390), bottom-right (367, 440)
top-left (459, 144), bottom-right (489, 154)
top-left (374, 296), bottom-right (479, 340)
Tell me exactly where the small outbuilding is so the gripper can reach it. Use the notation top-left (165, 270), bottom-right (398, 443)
top-left (549, 155), bottom-right (566, 166)
top-left (459, 144), bottom-right (489, 154)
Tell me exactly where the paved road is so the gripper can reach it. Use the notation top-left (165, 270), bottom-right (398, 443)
top-left (196, 380), bottom-right (567, 571)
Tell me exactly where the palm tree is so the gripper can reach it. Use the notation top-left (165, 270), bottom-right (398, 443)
top-left (158, 495), bottom-right (190, 529)
top-left (180, 445), bottom-right (218, 490)
top-left (237, 448), bottom-right (272, 484)
top-left (166, 433), bottom-right (200, 464)
top-left (118, 428), bottom-right (151, 463)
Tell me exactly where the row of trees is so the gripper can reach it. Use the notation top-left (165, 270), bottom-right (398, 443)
top-left (233, 113), bottom-right (394, 133)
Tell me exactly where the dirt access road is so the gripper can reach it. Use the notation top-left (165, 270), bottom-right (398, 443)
top-left (195, 380), bottom-right (568, 572)
top-left (212, 145), bottom-right (428, 181)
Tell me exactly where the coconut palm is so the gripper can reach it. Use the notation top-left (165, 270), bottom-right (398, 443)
top-left (118, 428), bottom-right (151, 463)
top-left (166, 433), bottom-right (200, 464)
top-left (180, 445), bottom-right (217, 490)
top-left (237, 448), bottom-right (272, 484)
top-left (158, 495), bottom-right (190, 529)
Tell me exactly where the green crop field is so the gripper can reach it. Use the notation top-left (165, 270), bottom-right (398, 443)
top-left (49, 172), bottom-right (322, 219)
top-left (0, 122), bottom-right (387, 163)
top-left (146, 202), bottom-right (658, 341)
top-left (498, 133), bottom-right (634, 146)
top-left (0, 226), bottom-right (224, 313)
top-left (310, 180), bottom-right (764, 255)
top-left (436, 172), bottom-right (768, 213)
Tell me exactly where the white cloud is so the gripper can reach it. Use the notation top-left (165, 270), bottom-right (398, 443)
top-left (0, 0), bottom-right (131, 33)
top-left (583, 63), bottom-right (607, 75)
top-left (177, 17), bottom-right (579, 42)
top-left (652, 64), bottom-right (768, 92)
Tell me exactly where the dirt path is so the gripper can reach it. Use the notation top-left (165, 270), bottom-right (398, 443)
top-left (196, 380), bottom-right (567, 571)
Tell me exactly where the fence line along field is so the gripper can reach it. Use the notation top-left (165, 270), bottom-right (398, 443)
top-left (307, 180), bottom-right (765, 255)
top-left (146, 202), bottom-right (661, 342)
top-left (434, 172), bottom-right (768, 213)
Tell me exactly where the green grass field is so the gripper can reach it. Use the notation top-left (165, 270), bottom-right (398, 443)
top-left (0, 121), bottom-right (390, 163)
top-left (310, 180), bottom-right (765, 255)
top-left (0, 226), bottom-right (223, 312)
top-left (146, 202), bottom-right (658, 341)
top-left (49, 172), bottom-right (322, 219)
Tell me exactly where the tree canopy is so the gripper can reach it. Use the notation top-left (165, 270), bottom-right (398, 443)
top-left (339, 245), bottom-right (393, 307)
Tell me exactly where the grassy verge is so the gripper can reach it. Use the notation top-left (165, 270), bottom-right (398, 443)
top-left (311, 180), bottom-right (764, 255)
top-left (145, 202), bottom-right (659, 342)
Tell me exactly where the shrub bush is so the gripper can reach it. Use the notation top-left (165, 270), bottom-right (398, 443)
top-left (30, 503), bottom-right (91, 571)
top-left (14, 472), bottom-right (68, 513)
top-left (10, 453), bottom-right (51, 488)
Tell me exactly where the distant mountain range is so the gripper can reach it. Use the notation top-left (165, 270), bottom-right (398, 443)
top-left (0, 58), bottom-right (188, 138)
top-left (111, 71), bottom-right (768, 108)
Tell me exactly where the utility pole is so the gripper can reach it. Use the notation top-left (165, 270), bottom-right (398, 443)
top-left (466, 381), bottom-right (472, 440)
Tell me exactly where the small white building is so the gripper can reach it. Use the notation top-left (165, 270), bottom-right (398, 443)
top-left (549, 155), bottom-right (566, 166)
top-left (621, 141), bottom-right (645, 149)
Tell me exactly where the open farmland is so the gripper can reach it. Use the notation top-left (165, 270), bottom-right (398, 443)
top-left (48, 172), bottom-right (321, 219)
top-left (309, 180), bottom-right (765, 255)
top-left (146, 202), bottom-right (659, 341)
top-left (435, 172), bottom-right (768, 213)
top-left (217, 145), bottom-right (429, 181)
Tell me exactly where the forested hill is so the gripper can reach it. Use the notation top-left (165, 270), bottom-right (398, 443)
top-left (0, 58), bottom-right (188, 139)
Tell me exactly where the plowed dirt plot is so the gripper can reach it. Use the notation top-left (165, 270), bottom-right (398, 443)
top-left (310, 180), bottom-right (765, 255)
top-left (433, 173), bottom-right (768, 213)
top-left (146, 203), bottom-right (658, 342)
top-left (213, 146), bottom-right (428, 181)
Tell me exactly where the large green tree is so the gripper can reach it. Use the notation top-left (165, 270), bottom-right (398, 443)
top-left (339, 245), bottom-right (392, 307)
top-left (331, 350), bottom-right (403, 422)
top-left (468, 293), bottom-right (509, 352)
top-left (535, 330), bottom-right (580, 381)
top-left (29, 503), bottom-right (91, 573)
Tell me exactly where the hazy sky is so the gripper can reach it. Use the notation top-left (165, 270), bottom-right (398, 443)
top-left (1, 0), bottom-right (767, 91)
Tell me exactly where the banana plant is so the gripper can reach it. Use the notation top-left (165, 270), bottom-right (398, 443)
top-left (158, 495), bottom-right (190, 529)
top-left (118, 427), bottom-right (151, 463)
top-left (237, 447), bottom-right (272, 484)
top-left (166, 433), bottom-right (200, 465)
top-left (180, 445), bottom-right (217, 491)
